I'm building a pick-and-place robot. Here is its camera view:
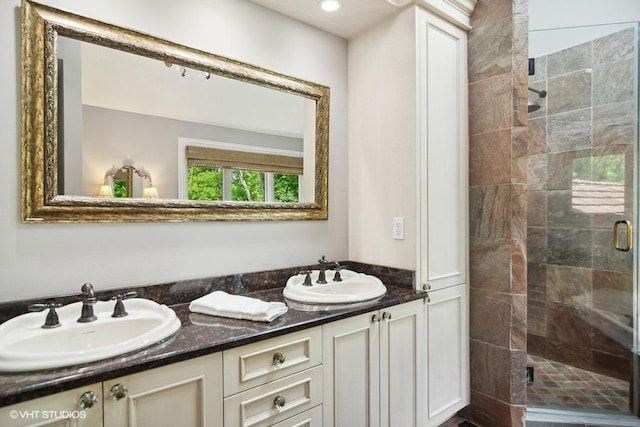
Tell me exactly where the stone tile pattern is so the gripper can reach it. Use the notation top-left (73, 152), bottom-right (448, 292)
top-left (526, 354), bottom-right (630, 414)
top-left (525, 28), bottom-right (635, 384)
top-left (468, 1), bottom-right (528, 426)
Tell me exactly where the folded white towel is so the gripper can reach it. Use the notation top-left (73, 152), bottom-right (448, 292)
top-left (189, 291), bottom-right (288, 322)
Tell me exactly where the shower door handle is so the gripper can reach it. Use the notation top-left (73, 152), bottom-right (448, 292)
top-left (613, 220), bottom-right (633, 252)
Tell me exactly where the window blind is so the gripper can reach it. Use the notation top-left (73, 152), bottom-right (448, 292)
top-left (185, 145), bottom-right (303, 175)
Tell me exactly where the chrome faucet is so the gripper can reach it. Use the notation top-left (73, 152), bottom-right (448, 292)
top-left (77, 283), bottom-right (97, 323)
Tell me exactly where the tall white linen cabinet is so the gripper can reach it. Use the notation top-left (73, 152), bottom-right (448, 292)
top-left (348, 1), bottom-right (475, 426)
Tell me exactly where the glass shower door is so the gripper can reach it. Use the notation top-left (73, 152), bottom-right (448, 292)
top-left (526, 21), bottom-right (639, 419)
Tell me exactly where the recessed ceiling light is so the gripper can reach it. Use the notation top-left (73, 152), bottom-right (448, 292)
top-left (319, 0), bottom-right (342, 12)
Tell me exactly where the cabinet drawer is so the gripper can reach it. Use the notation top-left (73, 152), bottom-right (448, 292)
top-left (223, 327), bottom-right (321, 395)
top-left (271, 405), bottom-right (322, 427)
top-left (223, 366), bottom-right (322, 427)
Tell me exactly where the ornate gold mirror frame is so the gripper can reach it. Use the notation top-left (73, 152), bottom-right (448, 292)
top-left (21, 0), bottom-right (329, 223)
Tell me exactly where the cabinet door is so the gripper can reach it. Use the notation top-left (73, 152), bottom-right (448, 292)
top-left (103, 353), bottom-right (223, 427)
top-left (322, 311), bottom-right (379, 427)
top-left (418, 9), bottom-right (468, 292)
top-left (379, 300), bottom-right (425, 427)
top-left (0, 384), bottom-right (102, 427)
top-left (425, 284), bottom-right (469, 427)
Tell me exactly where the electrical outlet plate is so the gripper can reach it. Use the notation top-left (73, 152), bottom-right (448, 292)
top-left (393, 217), bottom-right (404, 240)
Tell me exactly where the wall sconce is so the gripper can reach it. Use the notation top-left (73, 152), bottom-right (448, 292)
top-left (98, 161), bottom-right (158, 199)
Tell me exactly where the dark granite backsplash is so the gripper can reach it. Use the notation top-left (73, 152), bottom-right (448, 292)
top-left (0, 261), bottom-right (414, 324)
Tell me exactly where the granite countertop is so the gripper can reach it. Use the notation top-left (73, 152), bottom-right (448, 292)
top-left (0, 286), bottom-right (425, 407)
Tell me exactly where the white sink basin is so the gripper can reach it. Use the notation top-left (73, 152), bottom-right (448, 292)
top-left (283, 270), bottom-right (386, 305)
top-left (0, 298), bottom-right (180, 372)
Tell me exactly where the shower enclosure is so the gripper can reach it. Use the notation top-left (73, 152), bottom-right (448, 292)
top-left (526, 21), bottom-right (639, 422)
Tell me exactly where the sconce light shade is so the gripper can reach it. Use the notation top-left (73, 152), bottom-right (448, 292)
top-left (143, 187), bottom-right (159, 199)
top-left (98, 185), bottom-right (114, 198)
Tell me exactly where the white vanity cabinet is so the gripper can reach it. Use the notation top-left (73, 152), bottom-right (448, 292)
top-left (0, 383), bottom-right (103, 427)
top-left (102, 353), bottom-right (223, 427)
top-left (222, 327), bottom-right (323, 427)
top-left (322, 300), bottom-right (425, 427)
top-left (0, 300), bottom-right (431, 427)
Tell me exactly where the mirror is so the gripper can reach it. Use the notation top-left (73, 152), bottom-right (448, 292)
top-left (21, 0), bottom-right (329, 222)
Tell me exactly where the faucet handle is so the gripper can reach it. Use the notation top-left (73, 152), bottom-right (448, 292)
top-left (333, 269), bottom-right (343, 282)
top-left (298, 271), bottom-right (312, 286)
top-left (111, 292), bottom-right (138, 318)
top-left (28, 302), bottom-right (62, 329)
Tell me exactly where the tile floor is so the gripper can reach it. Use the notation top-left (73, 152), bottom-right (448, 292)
top-left (438, 415), bottom-right (475, 426)
top-left (527, 354), bottom-right (631, 414)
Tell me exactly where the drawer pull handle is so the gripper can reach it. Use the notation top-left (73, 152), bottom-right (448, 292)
top-left (274, 395), bottom-right (286, 409)
top-left (273, 352), bottom-right (286, 365)
top-left (110, 383), bottom-right (128, 400)
top-left (79, 391), bottom-right (98, 410)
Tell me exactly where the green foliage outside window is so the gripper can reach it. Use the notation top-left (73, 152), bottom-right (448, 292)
top-left (231, 170), bottom-right (265, 202)
top-left (274, 173), bottom-right (299, 202)
top-left (573, 154), bottom-right (624, 183)
top-left (188, 167), bottom-right (222, 200)
top-left (187, 167), bottom-right (300, 202)
top-left (113, 181), bottom-right (128, 198)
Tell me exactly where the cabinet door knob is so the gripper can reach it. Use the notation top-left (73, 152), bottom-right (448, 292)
top-left (110, 383), bottom-right (129, 400)
top-left (382, 311), bottom-right (392, 321)
top-left (273, 352), bottom-right (286, 365)
top-left (422, 283), bottom-right (431, 291)
top-left (79, 391), bottom-right (98, 409)
top-left (274, 395), bottom-right (286, 409)
top-left (371, 314), bottom-right (380, 323)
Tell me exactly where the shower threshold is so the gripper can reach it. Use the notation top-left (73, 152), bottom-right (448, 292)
top-left (527, 406), bottom-right (640, 426)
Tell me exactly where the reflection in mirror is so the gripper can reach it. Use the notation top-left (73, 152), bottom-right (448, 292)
top-left (98, 160), bottom-right (158, 199)
top-left (179, 139), bottom-right (306, 203)
top-left (21, 0), bottom-right (329, 222)
top-left (57, 36), bottom-right (315, 202)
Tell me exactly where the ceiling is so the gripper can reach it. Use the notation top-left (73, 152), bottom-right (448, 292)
top-left (249, 0), bottom-right (413, 39)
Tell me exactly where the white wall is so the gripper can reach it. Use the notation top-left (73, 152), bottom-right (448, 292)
top-left (529, 0), bottom-right (640, 57)
top-left (0, 0), bottom-right (348, 301)
top-left (348, 8), bottom-right (417, 270)
top-left (81, 41), bottom-right (307, 138)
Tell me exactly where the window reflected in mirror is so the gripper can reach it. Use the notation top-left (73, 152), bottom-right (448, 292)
top-left (187, 168), bottom-right (300, 203)
top-left (180, 139), bottom-right (308, 203)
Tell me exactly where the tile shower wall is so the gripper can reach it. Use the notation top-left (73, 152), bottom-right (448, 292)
top-left (467, 0), bottom-right (529, 426)
top-left (526, 28), bottom-right (635, 381)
